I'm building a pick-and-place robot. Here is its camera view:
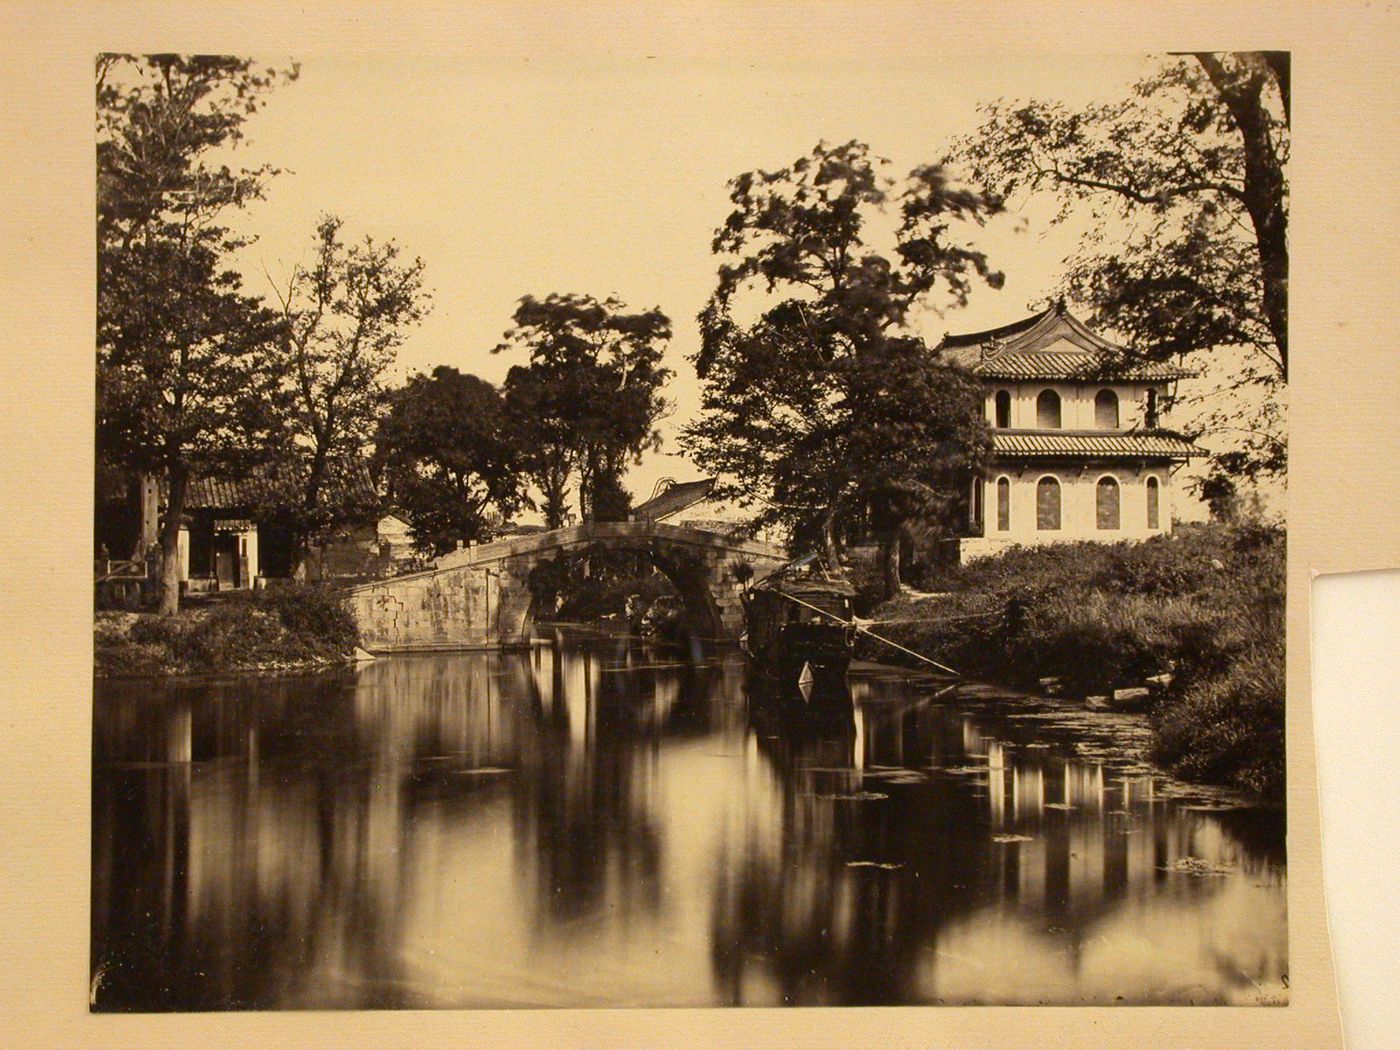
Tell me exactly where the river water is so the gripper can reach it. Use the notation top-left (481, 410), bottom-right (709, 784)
top-left (91, 631), bottom-right (1287, 1010)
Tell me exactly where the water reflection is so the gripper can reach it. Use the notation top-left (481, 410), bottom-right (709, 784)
top-left (91, 634), bottom-right (1286, 1010)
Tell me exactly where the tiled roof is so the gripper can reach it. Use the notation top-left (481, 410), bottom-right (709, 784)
top-left (939, 310), bottom-right (1048, 349)
top-left (186, 474), bottom-right (288, 510)
top-left (939, 304), bottom-right (1195, 382)
top-left (631, 477), bottom-right (717, 521)
top-left (184, 462), bottom-right (378, 512)
top-left (992, 430), bottom-right (1208, 461)
top-left (968, 350), bottom-right (1192, 382)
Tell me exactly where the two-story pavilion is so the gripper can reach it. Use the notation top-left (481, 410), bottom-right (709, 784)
top-left (938, 302), bottom-right (1207, 562)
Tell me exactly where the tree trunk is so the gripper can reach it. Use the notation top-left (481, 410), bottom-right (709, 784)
top-left (134, 471), bottom-right (160, 559)
top-left (880, 527), bottom-right (903, 601)
top-left (578, 454), bottom-right (595, 524)
top-left (290, 438), bottom-right (333, 583)
top-left (1195, 52), bottom-right (1289, 379)
top-left (1246, 167), bottom-right (1289, 379)
top-left (534, 451), bottom-right (571, 530)
top-left (289, 539), bottom-right (310, 582)
top-left (156, 464), bottom-right (188, 616)
top-left (820, 506), bottom-right (840, 568)
top-left (544, 479), bottom-right (568, 530)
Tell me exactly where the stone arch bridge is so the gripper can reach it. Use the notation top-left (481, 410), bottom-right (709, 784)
top-left (346, 520), bottom-right (789, 652)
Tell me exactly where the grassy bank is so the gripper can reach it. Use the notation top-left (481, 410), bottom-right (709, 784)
top-left (95, 586), bottom-right (360, 678)
top-left (864, 521), bottom-right (1285, 800)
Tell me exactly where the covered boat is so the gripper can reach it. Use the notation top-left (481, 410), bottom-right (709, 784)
top-left (741, 564), bottom-right (856, 706)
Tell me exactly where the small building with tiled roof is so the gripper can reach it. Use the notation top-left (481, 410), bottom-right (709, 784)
top-left (939, 302), bottom-right (1207, 561)
top-left (630, 477), bottom-right (718, 524)
top-left (630, 477), bottom-right (786, 546)
top-left (173, 462), bottom-right (400, 590)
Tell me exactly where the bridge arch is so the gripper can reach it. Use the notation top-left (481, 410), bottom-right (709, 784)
top-left (346, 521), bottom-right (789, 652)
top-left (511, 538), bottom-right (727, 641)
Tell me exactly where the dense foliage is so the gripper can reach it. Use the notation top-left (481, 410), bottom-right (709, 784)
top-left (97, 55), bottom-right (298, 612)
top-left (267, 215), bottom-right (431, 571)
top-left (95, 586), bottom-right (360, 676)
top-left (681, 141), bottom-right (1000, 585)
top-left (376, 366), bottom-right (528, 554)
top-left (497, 294), bottom-right (672, 527)
top-left (869, 521), bottom-right (1285, 799)
top-left (950, 52), bottom-right (1289, 484)
top-left (526, 550), bottom-right (682, 630)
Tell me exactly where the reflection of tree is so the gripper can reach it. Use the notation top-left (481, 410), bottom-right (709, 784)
top-left (92, 645), bottom-right (1287, 1008)
top-left (655, 656), bottom-right (732, 738)
top-left (710, 708), bottom-right (990, 1005)
top-left (92, 665), bottom-right (489, 1009)
top-left (510, 639), bottom-right (670, 930)
top-left (708, 693), bottom-right (1284, 1005)
top-left (503, 636), bottom-right (753, 943)
top-left (91, 734), bottom-right (192, 1009)
top-left (94, 675), bottom-right (379, 1008)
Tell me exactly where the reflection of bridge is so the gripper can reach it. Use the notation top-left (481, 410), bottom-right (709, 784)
top-left (346, 521), bottom-right (789, 652)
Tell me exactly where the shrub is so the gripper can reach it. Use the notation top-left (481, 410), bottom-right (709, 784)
top-left (1008, 591), bottom-right (1215, 696)
top-left (259, 585), bottom-right (359, 652)
top-left (94, 641), bottom-right (175, 677)
top-left (94, 586), bottom-right (360, 677)
top-left (864, 520), bottom-right (1285, 798)
top-left (93, 613), bottom-right (137, 648)
top-left (1152, 643), bottom-right (1285, 800)
top-left (128, 615), bottom-right (184, 647)
top-left (172, 603), bottom-right (287, 668)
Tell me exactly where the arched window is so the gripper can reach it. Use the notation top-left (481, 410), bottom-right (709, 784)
top-left (1036, 389), bottom-right (1061, 429)
top-left (1036, 476), bottom-right (1061, 531)
top-left (1094, 389), bottom-right (1120, 429)
top-left (1096, 475), bottom-right (1121, 530)
top-left (1145, 388), bottom-right (1160, 428)
top-left (971, 477), bottom-right (984, 531)
top-left (1146, 476), bottom-right (1161, 530)
top-left (996, 477), bottom-right (1010, 531)
top-left (994, 389), bottom-right (1011, 429)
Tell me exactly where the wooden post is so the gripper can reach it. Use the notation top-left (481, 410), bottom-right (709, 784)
top-left (135, 471), bottom-right (160, 559)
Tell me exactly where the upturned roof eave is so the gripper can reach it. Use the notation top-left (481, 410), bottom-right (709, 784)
top-left (937, 304), bottom-right (1059, 350)
top-left (630, 477), bottom-right (718, 520)
top-left (939, 304), bottom-right (1196, 381)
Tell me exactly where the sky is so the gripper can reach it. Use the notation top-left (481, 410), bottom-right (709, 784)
top-left (217, 51), bottom-right (1221, 519)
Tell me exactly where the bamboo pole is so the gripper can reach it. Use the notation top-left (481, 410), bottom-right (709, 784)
top-left (774, 589), bottom-right (963, 678)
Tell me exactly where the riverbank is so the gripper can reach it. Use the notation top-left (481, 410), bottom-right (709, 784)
top-left (864, 521), bottom-right (1285, 800)
top-left (94, 586), bottom-right (360, 678)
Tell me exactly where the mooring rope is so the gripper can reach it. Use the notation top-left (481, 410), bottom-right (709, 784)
top-left (859, 608), bottom-right (1003, 627)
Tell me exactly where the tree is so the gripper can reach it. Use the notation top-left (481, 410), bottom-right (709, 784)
top-left (376, 366), bottom-right (529, 555)
top-left (495, 293), bottom-right (672, 526)
top-left (499, 363), bottom-right (579, 530)
top-left (681, 141), bottom-right (1001, 587)
top-left (950, 52), bottom-right (1289, 480)
top-left (97, 54), bottom-right (297, 614)
top-left (844, 352), bottom-right (992, 595)
top-left (268, 215), bottom-right (431, 575)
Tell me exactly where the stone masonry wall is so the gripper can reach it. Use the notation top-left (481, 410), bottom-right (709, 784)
top-left (346, 521), bottom-right (787, 652)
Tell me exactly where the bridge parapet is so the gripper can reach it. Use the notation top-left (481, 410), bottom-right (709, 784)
top-left (345, 520), bottom-right (788, 652)
top-left (432, 520), bottom-right (786, 570)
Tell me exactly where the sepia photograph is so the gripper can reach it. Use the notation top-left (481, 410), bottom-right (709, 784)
top-left (90, 47), bottom-right (1289, 1011)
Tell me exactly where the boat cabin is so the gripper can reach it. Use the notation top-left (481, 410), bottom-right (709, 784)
top-left (742, 576), bottom-right (856, 663)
